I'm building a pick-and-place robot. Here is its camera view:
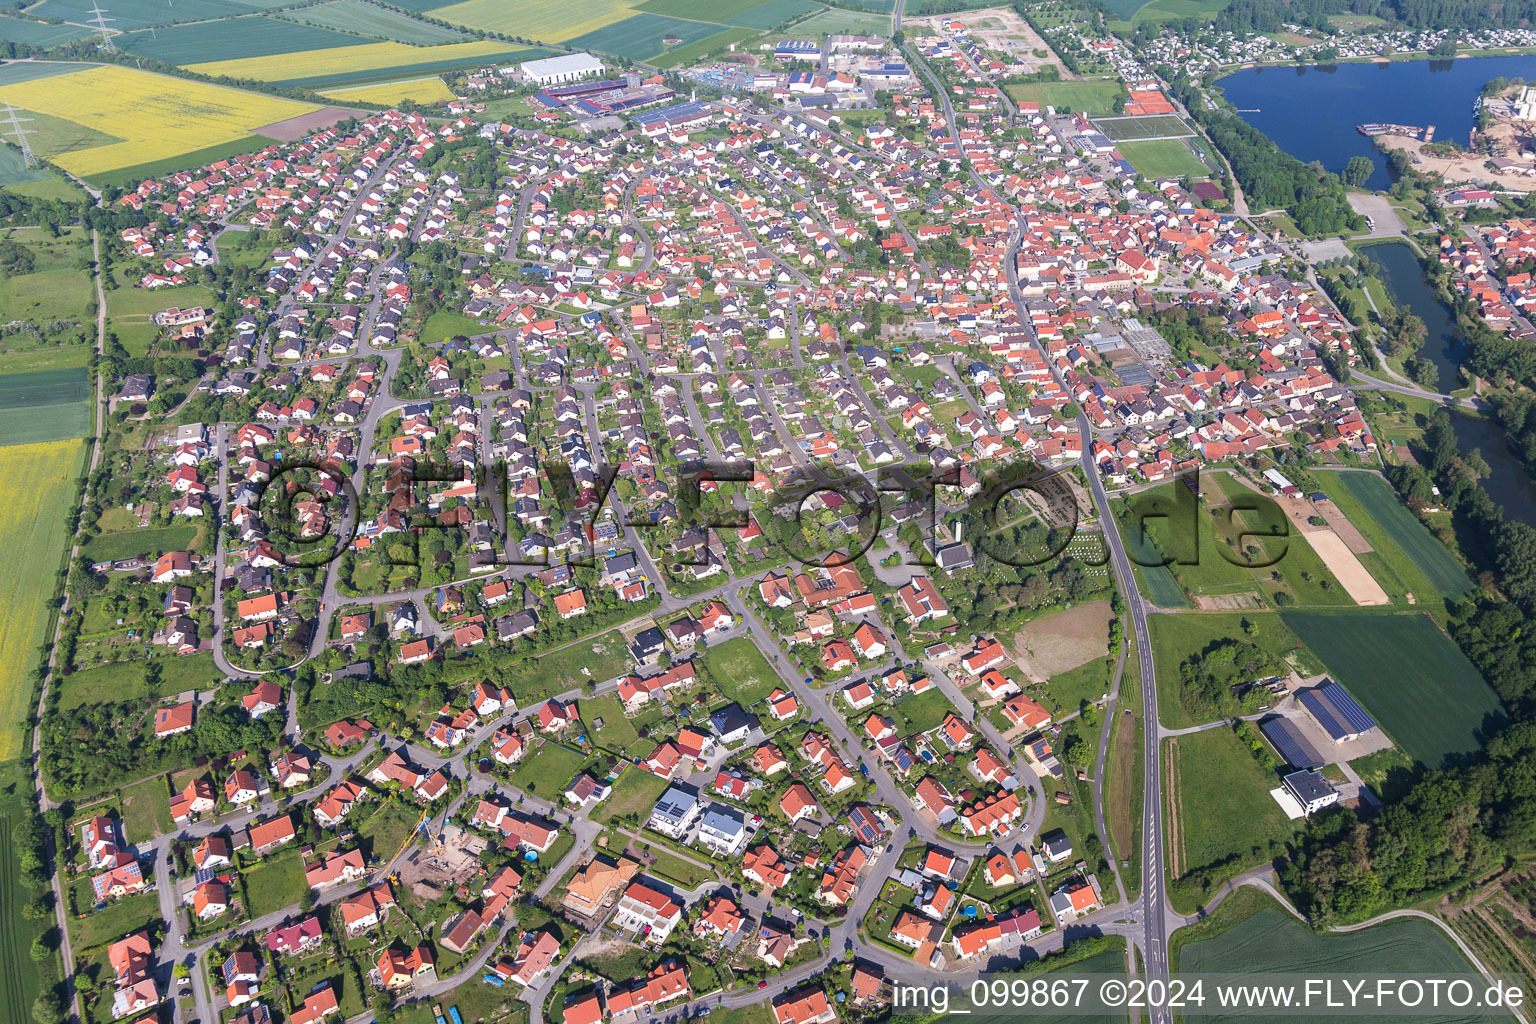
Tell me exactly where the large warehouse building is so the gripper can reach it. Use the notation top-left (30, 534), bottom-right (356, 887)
top-left (520, 52), bottom-right (605, 87)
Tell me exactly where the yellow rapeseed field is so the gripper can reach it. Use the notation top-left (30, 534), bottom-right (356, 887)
top-left (430, 0), bottom-right (634, 40)
top-left (0, 439), bottom-right (85, 763)
top-left (0, 65), bottom-right (317, 177)
top-left (322, 76), bottom-right (456, 106)
top-left (188, 39), bottom-right (526, 83)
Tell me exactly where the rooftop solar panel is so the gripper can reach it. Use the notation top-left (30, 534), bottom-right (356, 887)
top-left (1260, 716), bottom-right (1325, 770)
top-left (1299, 689), bottom-right (1352, 743)
top-left (1320, 680), bottom-right (1376, 734)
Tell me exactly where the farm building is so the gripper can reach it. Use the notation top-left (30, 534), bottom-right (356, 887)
top-left (1283, 769), bottom-right (1340, 816)
top-left (1299, 680), bottom-right (1377, 744)
top-left (519, 52), bottom-right (604, 87)
top-left (1259, 716), bottom-right (1326, 771)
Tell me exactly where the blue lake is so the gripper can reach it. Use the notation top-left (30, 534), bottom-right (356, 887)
top-left (1216, 56), bottom-right (1536, 189)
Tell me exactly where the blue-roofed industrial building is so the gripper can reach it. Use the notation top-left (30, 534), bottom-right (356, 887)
top-left (775, 39), bottom-right (821, 60)
top-left (1300, 680), bottom-right (1377, 743)
top-left (1260, 715), bottom-right (1326, 770)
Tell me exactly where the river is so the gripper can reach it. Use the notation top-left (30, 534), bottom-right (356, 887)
top-left (1365, 241), bottom-right (1536, 525)
top-left (1217, 56), bottom-right (1536, 189)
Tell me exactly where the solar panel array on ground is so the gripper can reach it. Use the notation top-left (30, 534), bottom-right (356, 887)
top-left (1260, 715), bottom-right (1325, 770)
top-left (1300, 680), bottom-right (1377, 742)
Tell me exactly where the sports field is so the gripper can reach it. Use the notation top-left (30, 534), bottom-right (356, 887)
top-left (1332, 471), bottom-right (1474, 601)
top-left (568, 13), bottom-right (726, 59)
top-left (187, 39), bottom-right (536, 87)
top-left (1118, 139), bottom-right (1209, 178)
top-left (1005, 79), bottom-right (1125, 114)
top-left (431, 0), bottom-right (634, 40)
top-left (1096, 114), bottom-right (1191, 140)
top-left (0, 64), bottom-right (317, 178)
top-left (322, 76), bottom-right (456, 106)
top-left (1179, 900), bottom-right (1511, 1024)
top-left (0, 440), bottom-right (85, 762)
top-left (1283, 611), bottom-right (1505, 768)
top-left (0, 368), bottom-right (91, 445)
top-left (119, 15), bottom-right (372, 65)
top-left (281, 0), bottom-right (469, 43)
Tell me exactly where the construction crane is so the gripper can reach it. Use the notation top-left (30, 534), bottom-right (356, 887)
top-left (0, 99), bottom-right (37, 169)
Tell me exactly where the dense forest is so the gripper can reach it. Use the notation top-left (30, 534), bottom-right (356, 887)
top-left (1279, 407), bottom-right (1536, 923)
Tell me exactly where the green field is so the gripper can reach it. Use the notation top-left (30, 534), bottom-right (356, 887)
top-left (519, 629), bottom-right (633, 698)
top-left (108, 283), bottom-right (216, 356)
top-left (1005, 79), bottom-right (1126, 115)
top-left (280, 0), bottom-right (469, 43)
top-left (29, 0), bottom-right (293, 30)
top-left (244, 848), bottom-right (306, 916)
top-left (568, 13), bottom-right (727, 60)
top-left (591, 765), bottom-right (669, 823)
top-left (725, 0), bottom-right (820, 27)
top-left (1330, 471), bottom-right (1475, 602)
top-left (1096, 114), bottom-right (1191, 140)
top-left (0, 62), bottom-right (88, 86)
top-left (1118, 139), bottom-right (1209, 178)
top-left (507, 740), bottom-right (589, 801)
top-left (0, 231), bottom-right (93, 327)
top-left (59, 653), bottom-right (221, 711)
top-left (1178, 894), bottom-right (1512, 1023)
top-left (1105, 0), bottom-right (1231, 28)
top-left (82, 524), bottom-right (200, 563)
top-left (789, 7), bottom-right (891, 35)
top-left (651, 27), bottom-right (759, 68)
top-left (579, 692), bottom-right (641, 749)
top-left (0, 761), bottom-right (57, 1024)
top-left (85, 135), bottom-right (276, 190)
top-left (118, 16), bottom-right (371, 64)
top-left (702, 635), bottom-right (782, 706)
top-left (0, 367), bottom-right (91, 446)
top-left (1166, 726), bottom-right (1295, 901)
top-left (0, 441), bottom-right (84, 762)
top-left (1283, 612), bottom-right (1505, 768)
top-left (0, 15), bottom-right (92, 45)
top-left (1148, 612), bottom-right (1319, 730)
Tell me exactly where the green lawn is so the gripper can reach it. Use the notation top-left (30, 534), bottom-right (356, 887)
top-left (82, 523), bottom-right (200, 562)
top-left (118, 775), bottom-right (172, 840)
top-left (60, 653), bottom-right (221, 711)
top-left (67, 881), bottom-right (158, 951)
top-left (580, 693), bottom-right (640, 750)
top-left (889, 687), bottom-right (955, 735)
top-left (1166, 726), bottom-right (1295, 910)
top-left (702, 635), bottom-right (782, 706)
top-left (1117, 138), bottom-right (1210, 178)
top-left (1283, 611), bottom-right (1505, 768)
top-left (420, 310), bottom-right (493, 345)
top-left (1005, 79), bottom-right (1126, 115)
top-left (243, 848), bottom-right (306, 917)
top-left (356, 799), bottom-right (424, 863)
top-left (518, 630), bottom-right (634, 699)
top-left (591, 766), bottom-right (669, 824)
top-left (0, 230), bottom-right (92, 325)
top-left (507, 740), bottom-right (589, 802)
top-left (631, 838), bottom-right (715, 887)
